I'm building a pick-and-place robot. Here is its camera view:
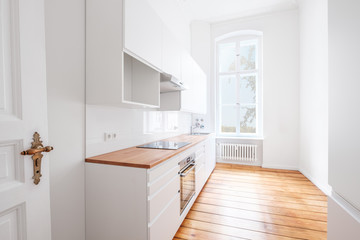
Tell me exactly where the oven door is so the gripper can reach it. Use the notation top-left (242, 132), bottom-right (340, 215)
top-left (180, 161), bottom-right (196, 214)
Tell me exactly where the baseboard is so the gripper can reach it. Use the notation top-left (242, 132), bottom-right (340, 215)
top-left (216, 158), bottom-right (261, 166)
top-left (330, 191), bottom-right (360, 223)
top-left (299, 168), bottom-right (332, 196)
top-left (261, 163), bottom-right (298, 171)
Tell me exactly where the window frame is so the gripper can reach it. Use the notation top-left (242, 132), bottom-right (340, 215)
top-left (215, 33), bottom-right (263, 138)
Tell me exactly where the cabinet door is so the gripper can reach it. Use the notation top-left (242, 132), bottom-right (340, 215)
top-left (124, 0), bottom-right (162, 70)
top-left (195, 162), bottom-right (206, 195)
top-left (180, 52), bottom-right (195, 112)
top-left (192, 65), bottom-right (207, 114)
top-left (180, 51), bottom-right (208, 114)
top-left (162, 27), bottom-right (181, 79)
top-left (205, 137), bottom-right (216, 179)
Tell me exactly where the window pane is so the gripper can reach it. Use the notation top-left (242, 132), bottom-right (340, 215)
top-left (221, 106), bottom-right (237, 133)
top-left (239, 40), bottom-right (257, 70)
top-left (220, 75), bottom-right (237, 104)
top-left (240, 105), bottom-right (256, 133)
top-left (239, 74), bottom-right (256, 103)
top-left (218, 42), bottom-right (236, 73)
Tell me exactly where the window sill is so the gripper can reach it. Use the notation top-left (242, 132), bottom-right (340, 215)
top-left (216, 136), bottom-right (264, 140)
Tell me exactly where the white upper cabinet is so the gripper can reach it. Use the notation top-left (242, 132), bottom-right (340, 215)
top-left (123, 53), bottom-right (160, 106)
top-left (180, 51), bottom-right (207, 114)
top-left (86, 0), bottom-right (124, 106)
top-left (162, 27), bottom-right (182, 79)
top-left (192, 63), bottom-right (207, 115)
top-left (86, 0), bottom-right (160, 108)
top-left (159, 51), bottom-right (207, 114)
top-left (124, 0), bottom-right (162, 70)
top-left (87, 0), bottom-right (207, 112)
top-left (179, 51), bottom-right (195, 112)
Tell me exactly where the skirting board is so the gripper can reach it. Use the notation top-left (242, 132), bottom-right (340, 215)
top-left (216, 158), bottom-right (261, 166)
top-left (330, 191), bottom-right (360, 223)
top-left (261, 163), bottom-right (298, 171)
top-left (299, 168), bottom-right (332, 196)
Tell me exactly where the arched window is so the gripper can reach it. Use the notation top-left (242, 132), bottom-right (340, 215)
top-left (216, 31), bottom-right (263, 137)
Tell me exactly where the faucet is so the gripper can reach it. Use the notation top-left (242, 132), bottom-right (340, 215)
top-left (190, 119), bottom-right (204, 134)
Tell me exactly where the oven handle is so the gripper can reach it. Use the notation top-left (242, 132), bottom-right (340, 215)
top-left (180, 163), bottom-right (196, 177)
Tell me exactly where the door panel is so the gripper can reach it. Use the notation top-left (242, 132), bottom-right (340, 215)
top-left (0, 0), bottom-right (22, 121)
top-left (0, 204), bottom-right (26, 240)
top-left (0, 0), bottom-right (51, 239)
top-left (0, 140), bottom-right (24, 189)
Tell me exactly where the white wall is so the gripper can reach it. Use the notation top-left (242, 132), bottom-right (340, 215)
top-left (328, 0), bottom-right (360, 237)
top-left (328, 195), bottom-right (360, 239)
top-left (211, 10), bottom-right (300, 169)
top-left (298, 0), bottom-right (330, 194)
top-left (45, 1), bottom-right (85, 240)
top-left (86, 106), bottom-right (191, 157)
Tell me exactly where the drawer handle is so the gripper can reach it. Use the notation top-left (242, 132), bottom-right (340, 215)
top-left (180, 163), bottom-right (196, 177)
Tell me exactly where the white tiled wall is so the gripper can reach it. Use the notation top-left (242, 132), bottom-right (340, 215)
top-left (86, 105), bottom-right (192, 157)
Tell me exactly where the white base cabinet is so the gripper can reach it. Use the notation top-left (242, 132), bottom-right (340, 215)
top-left (205, 135), bottom-right (216, 179)
top-left (86, 137), bottom-right (215, 240)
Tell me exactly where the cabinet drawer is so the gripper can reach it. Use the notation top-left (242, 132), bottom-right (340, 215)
top-left (148, 155), bottom-right (180, 183)
top-left (148, 165), bottom-right (179, 196)
top-left (196, 153), bottom-right (205, 166)
top-left (148, 175), bottom-right (180, 223)
top-left (149, 194), bottom-right (180, 240)
top-left (195, 144), bottom-right (205, 157)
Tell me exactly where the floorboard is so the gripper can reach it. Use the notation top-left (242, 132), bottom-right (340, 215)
top-left (173, 164), bottom-right (327, 240)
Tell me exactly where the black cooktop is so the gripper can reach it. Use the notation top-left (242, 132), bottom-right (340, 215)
top-left (137, 141), bottom-right (191, 150)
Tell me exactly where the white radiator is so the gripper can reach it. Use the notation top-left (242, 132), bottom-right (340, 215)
top-left (218, 143), bottom-right (257, 162)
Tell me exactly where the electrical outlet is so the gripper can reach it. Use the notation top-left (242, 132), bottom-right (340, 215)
top-left (112, 133), bottom-right (118, 140)
top-left (104, 132), bottom-right (112, 142)
top-left (104, 132), bottom-right (119, 142)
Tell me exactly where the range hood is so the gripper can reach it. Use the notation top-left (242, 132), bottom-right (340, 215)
top-left (160, 73), bottom-right (188, 93)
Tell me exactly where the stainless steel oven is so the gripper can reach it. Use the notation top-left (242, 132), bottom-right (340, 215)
top-left (179, 154), bottom-right (196, 214)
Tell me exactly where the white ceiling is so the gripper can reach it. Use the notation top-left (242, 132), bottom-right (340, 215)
top-left (148, 0), bottom-right (298, 24)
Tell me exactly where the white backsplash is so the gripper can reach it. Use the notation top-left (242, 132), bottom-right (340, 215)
top-left (86, 105), bottom-right (192, 157)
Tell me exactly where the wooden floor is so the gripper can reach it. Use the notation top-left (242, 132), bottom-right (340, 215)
top-left (174, 163), bottom-right (327, 240)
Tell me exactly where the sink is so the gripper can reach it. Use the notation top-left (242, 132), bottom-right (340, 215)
top-left (190, 133), bottom-right (210, 136)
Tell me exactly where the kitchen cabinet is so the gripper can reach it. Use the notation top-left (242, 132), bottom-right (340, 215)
top-left (195, 134), bottom-right (215, 196)
top-left (191, 63), bottom-right (207, 114)
top-left (123, 53), bottom-right (160, 106)
top-left (86, 144), bottom-right (194, 240)
top-left (86, 136), bottom-right (214, 240)
top-left (162, 27), bottom-right (182, 80)
top-left (124, 0), bottom-right (162, 70)
top-left (179, 52), bottom-right (196, 112)
top-left (87, 0), bottom-right (207, 110)
top-left (204, 134), bottom-right (216, 179)
top-left (195, 145), bottom-right (206, 195)
top-left (86, 0), bottom-right (160, 108)
top-left (159, 51), bottom-right (207, 114)
top-left (86, 154), bottom-right (181, 240)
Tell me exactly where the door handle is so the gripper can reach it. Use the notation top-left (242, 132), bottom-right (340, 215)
top-left (20, 132), bottom-right (53, 185)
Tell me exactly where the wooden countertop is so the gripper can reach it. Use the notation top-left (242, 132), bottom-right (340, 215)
top-left (85, 134), bottom-right (210, 169)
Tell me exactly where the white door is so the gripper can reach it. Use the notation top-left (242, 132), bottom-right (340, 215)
top-left (0, 0), bottom-right (52, 239)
